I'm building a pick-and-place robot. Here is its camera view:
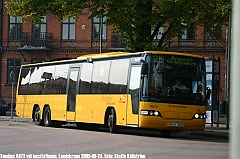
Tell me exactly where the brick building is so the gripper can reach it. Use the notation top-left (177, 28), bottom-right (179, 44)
top-left (0, 1), bottom-right (228, 106)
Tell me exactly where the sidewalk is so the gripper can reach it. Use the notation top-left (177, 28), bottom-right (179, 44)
top-left (0, 113), bottom-right (33, 123)
top-left (0, 113), bottom-right (229, 139)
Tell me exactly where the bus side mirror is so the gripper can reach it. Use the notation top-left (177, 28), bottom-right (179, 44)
top-left (206, 87), bottom-right (211, 100)
top-left (141, 62), bottom-right (148, 75)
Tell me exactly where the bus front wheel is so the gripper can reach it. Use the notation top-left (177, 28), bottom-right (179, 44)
top-left (43, 106), bottom-right (52, 127)
top-left (108, 108), bottom-right (118, 133)
top-left (34, 106), bottom-right (43, 126)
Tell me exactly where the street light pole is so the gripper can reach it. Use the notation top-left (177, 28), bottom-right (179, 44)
top-left (10, 71), bottom-right (14, 119)
top-left (99, 16), bottom-right (103, 54)
top-left (226, 11), bottom-right (232, 130)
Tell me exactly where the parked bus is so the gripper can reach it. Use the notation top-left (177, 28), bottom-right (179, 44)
top-left (16, 51), bottom-right (210, 136)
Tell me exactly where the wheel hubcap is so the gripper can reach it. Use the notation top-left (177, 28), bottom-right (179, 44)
top-left (108, 115), bottom-right (113, 127)
top-left (35, 110), bottom-right (40, 122)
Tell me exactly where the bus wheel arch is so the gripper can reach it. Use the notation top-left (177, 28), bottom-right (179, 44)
top-left (43, 105), bottom-right (53, 127)
top-left (105, 107), bottom-right (119, 133)
top-left (32, 104), bottom-right (43, 126)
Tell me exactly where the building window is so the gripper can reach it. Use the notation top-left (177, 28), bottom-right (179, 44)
top-left (92, 16), bottom-right (107, 40)
top-left (7, 59), bottom-right (21, 84)
top-left (152, 27), bottom-right (164, 40)
top-left (205, 26), bottom-right (222, 40)
top-left (9, 16), bottom-right (22, 40)
top-left (62, 18), bottom-right (76, 40)
top-left (181, 23), bottom-right (195, 40)
top-left (31, 58), bottom-right (46, 64)
top-left (33, 16), bottom-right (47, 40)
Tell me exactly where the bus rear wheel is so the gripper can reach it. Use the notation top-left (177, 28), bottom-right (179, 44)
top-left (108, 108), bottom-right (118, 133)
top-left (43, 106), bottom-right (52, 127)
top-left (34, 106), bottom-right (43, 126)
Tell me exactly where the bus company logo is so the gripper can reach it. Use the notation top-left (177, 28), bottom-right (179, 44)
top-left (119, 98), bottom-right (125, 103)
top-left (101, 95), bottom-right (112, 101)
top-left (175, 112), bottom-right (180, 116)
top-left (169, 104), bottom-right (187, 108)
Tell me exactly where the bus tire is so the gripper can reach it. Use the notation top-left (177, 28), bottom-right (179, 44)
top-left (160, 130), bottom-right (172, 137)
top-left (43, 106), bottom-right (52, 127)
top-left (108, 108), bottom-right (118, 133)
top-left (34, 106), bottom-right (43, 126)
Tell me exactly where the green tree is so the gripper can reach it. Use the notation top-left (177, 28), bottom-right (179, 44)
top-left (5, 0), bottom-right (231, 51)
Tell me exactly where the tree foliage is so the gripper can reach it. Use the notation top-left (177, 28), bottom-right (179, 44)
top-left (5, 0), bottom-right (231, 51)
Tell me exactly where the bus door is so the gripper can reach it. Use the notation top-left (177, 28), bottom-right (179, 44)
top-left (127, 65), bottom-right (141, 127)
top-left (66, 67), bottom-right (80, 121)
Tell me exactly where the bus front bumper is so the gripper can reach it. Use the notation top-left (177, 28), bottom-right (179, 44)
top-left (139, 116), bottom-right (205, 131)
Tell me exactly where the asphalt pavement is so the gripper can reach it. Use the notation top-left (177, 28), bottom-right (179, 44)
top-left (0, 111), bottom-right (229, 139)
top-left (190, 123), bottom-right (229, 139)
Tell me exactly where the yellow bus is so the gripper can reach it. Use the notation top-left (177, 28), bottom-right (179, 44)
top-left (16, 51), bottom-right (210, 136)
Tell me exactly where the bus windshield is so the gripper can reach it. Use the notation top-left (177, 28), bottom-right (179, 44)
top-left (145, 54), bottom-right (206, 105)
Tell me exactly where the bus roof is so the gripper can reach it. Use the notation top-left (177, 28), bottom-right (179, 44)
top-left (76, 51), bottom-right (204, 59)
top-left (21, 51), bottom-right (204, 67)
top-left (143, 51), bottom-right (204, 58)
top-left (76, 52), bottom-right (130, 59)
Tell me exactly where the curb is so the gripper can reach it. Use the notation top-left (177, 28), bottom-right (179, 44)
top-left (0, 117), bottom-right (33, 123)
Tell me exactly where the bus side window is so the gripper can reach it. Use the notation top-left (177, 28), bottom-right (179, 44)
top-left (108, 83), bottom-right (117, 94)
top-left (129, 66), bottom-right (141, 114)
top-left (109, 59), bottom-right (129, 95)
top-left (79, 81), bottom-right (91, 94)
top-left (53, 64), bottom-right (69, 94)
top-left (102, 84), bottom-right (109, 94)
top-left (79, 63), bottom-right (93, 94)
top-left (119, 85), bottom-right (127, 94)
top-left (97, 85), bottom-right (101, 93)
top-left (91, 83), bottom-right (97, 93)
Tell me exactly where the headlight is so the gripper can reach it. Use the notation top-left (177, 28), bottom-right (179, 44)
top-left (141, 110), bottom-right (162, 117)
top-left (149, 111), bottom-right (154, 116)
top-left (194, 114), bottom-right (199, 118)
top-left (193, 113), bottom-right (206, 119)
top-left (154, 111), bottom-right (159, 116)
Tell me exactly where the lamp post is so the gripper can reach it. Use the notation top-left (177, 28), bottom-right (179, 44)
top-left (99, 16), bottom-right (103, 54)
top-left (10, 71), bottom-right (14, 119)
top-left (226, 11), bottom-right (232, 130)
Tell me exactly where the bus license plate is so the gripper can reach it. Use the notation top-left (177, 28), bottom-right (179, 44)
top-left (170, 123), bottom-right (183, 127)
